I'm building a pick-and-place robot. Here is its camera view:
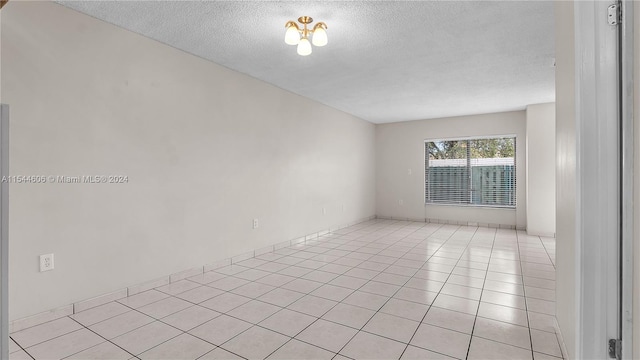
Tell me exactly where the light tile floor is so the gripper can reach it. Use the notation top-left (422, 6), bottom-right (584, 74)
top-left (10, 220), bottom-right (562, 360)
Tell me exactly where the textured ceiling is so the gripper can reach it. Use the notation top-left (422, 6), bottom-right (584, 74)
top-left (57, 1), bottom-right (555, 124)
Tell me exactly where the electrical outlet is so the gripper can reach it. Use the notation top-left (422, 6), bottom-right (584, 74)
top-left (40, 253), bottom-right (54, 272)
top-left (341, 204), bottom-right (345, 212)
top-left (408, 168), bottom-right (412, 175)
top-left (322, 207), bottom-right (326, 215)
top-left (399, 199), bottom-right (404, 206)
top-left (253, 218), bottom-right (259, 229)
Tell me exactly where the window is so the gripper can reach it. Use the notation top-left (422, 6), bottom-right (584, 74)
top-left (425, 137), bottom-right (516, 207)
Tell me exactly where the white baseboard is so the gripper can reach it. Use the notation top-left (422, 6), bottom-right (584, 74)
top-left (73, 288), bottom-right (127, 313)
top-left (10, 305), bottom-right (73, 334)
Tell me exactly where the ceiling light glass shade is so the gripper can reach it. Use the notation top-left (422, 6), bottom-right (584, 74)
top-left (297, 37), bottom-right (312, 56)
top-left (312, 27), bottom-right (328, 47)
top-left (284, 25), bottom-right (300, 45)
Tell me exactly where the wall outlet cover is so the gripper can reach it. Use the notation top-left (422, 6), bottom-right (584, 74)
top-left (40, 254), bottom-right (54, 272)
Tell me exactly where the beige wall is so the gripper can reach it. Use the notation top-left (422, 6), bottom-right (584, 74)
top-left (525, 103), bottom-right (556, 236)
top-left (1, 2), bottom-right (376, 320)
top-left (554, 1), bottom-right (577, 358)
top-left (375, 111), bottom-right (526, 228)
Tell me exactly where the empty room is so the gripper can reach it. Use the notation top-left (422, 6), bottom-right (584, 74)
top-left (1, 1), bottom-right (639, 360)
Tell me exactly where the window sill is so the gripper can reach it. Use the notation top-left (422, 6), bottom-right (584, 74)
top-left (425, 203), bottom-right (516, 210)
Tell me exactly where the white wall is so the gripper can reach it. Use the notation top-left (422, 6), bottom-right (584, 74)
top-left (634, 2), bottom-right (640, 358)
top-left (375, 111), bottom-right (526, 228)
top-left (1, 2), bottom-right (376, 320)
top-left (554, 1), bottom-right (577, 358)
top-left (526, 103), bottom-right (556, 236)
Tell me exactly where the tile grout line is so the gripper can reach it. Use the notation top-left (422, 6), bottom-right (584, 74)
top-left (393, 224), bottom-right (485, 358)
top-left (63, 316), bottom-right (138, 360)
top-left (516, 230), bottom-right (538, 360)
top-left (471, 232), bottom-right (560, 353)
top-left (293, 220), bottom-right (446, 356)
top-left (405, 225), bottom-right (492, 355)
top-left (185, 219), bottom-right (409, 359)
top-left (525, 233), bottom-right (563, 359)
top-left (398, 223), bottom-right (480, 359)
top-left (329, 221), bottom-right (447, 358)
top-left (11, 220), bottom-right (560, 359)
top-left (87, 300), bottom-right (191, 358)
top-left (436, 228), bottom-right (490, 359)
top-left (166, 258), bottom-right (553, 321)
top-left (8, 335), bottom-right (35, 360)
top-left (259, 220), bottom-right (427, 359)
top-left (174, 223), bottom-right (551, 356)
top-left (328, 224), bottom-right (548, 358)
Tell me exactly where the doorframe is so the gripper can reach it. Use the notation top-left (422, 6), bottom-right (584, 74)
top-left (619, 1), bottom-right (634, 359)
top-left (573, 0), bottom-right (622, 358)
top-left (572, 1), bottom-right (635, 358)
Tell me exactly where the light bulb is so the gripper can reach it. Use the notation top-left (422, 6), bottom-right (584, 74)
top-left (297, 37), bottom-right (312, 56)
top-left (312, 27), bottom-right (328, 47)
top-left (284, 25), bottom-right (300, 45)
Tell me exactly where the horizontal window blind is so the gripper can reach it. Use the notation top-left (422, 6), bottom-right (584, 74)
top-left (425, 137), bottom-right (516, 207)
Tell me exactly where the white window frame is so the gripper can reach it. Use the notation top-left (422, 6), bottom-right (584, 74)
top-left (424, 135), bottom-right (517, 208)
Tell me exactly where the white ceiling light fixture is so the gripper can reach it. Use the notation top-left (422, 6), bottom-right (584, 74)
top-left (284, 16), bottom-right (328, 56)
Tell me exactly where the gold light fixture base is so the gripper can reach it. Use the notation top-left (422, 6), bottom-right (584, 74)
top-left (298, 16), bottom-right (313, 25)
